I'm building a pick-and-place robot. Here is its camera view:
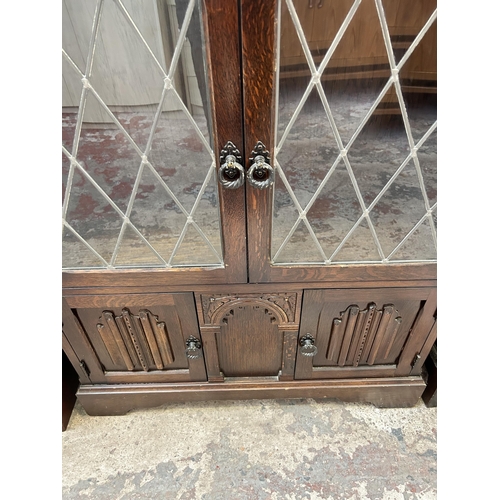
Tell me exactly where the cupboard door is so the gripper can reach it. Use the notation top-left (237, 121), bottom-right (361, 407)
top-left (241, 0), bottom-right (437, 284)
top-left (196, 292), bottom-right (301, 382)
top-left (62, 0), bottom-right (246, 288)
top-left (62, 293), bottom-right (207, 384)
top-left (295, 287), bottom-right (436, 379)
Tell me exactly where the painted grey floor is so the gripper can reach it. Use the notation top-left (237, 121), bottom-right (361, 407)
top-left (62, 397), bottom-right (437, 499)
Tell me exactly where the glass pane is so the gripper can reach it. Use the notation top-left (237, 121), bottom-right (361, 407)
top-left (62, 0), bottom-right (221, 269)
top-left (114, 223), bottom-right (166, 268)
top-left (382, 0), bottom-right (437, 64)
top-left (273, 220), bottom-right (325, 264)
top-left (276, 86), bottom-right (340, 211)
top-left (272, 0), bottom-right (437, 265)
top-left (332, 218), bottom-right (382, 262)
top-left (399, 21), bottom-right (437, 143)
top-left (62, 225), bottom-right (106, 269)
top-left (389, 217), bottom-right (437, 261)
top-left (65, 167), bottom-right (124, 263)
top-left (62, 152), bottom-right (71, 204)
top-left (418, 128), bottom-right (437, 206)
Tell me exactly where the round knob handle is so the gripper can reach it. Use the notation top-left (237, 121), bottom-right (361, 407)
top-left (219, 154), bottom-right (245, 189)
top-left (247, 155), bottom-right (274, 189)
top-left (299, 334), bottom-right (318, 357)
top-left (185, 336), bottom-right (202, 359)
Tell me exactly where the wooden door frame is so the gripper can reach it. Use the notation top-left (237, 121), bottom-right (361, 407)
top-left (62, 0), bottom-right (247, 289)
top-left (62, 293), bottom-right (208, 385)
top-left (240, 0), bottom-right (436, 285)
top-left (294, 287), bottom-right (437, 380)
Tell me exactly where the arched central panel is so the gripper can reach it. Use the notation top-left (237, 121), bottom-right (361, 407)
top-left (217, 303), bottom-right (283, 377)
top-left (197, 292), bottom-right (299, 381)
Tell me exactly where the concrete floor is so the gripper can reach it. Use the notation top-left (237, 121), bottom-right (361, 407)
top-left (62, 397), bottom-right (437, 499)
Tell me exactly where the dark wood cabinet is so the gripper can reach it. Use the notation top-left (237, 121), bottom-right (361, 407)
top-left (62, 0), bottom-right (437, 415)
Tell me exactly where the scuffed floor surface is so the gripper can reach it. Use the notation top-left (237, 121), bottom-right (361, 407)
top-left (62, 398), bottom-right (436, 499)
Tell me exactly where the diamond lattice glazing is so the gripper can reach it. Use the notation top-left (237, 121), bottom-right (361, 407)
top-left (62, 0), bottom-right (222, 269)
top-left (272, 0), bottom-right (437, 265)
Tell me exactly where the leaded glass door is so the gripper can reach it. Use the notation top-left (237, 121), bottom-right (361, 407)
top-left (242, 0), bottom-right (437, 284)
top-left (63, 0), bottom-right (437, 288)
top-left (62, 0), bottom-right (246, 287)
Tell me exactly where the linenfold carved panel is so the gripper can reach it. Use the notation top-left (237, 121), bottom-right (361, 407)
top-left (326, 303), bottom-right (402, 367)
top-left (97, 308), bottom-right (174, 372)
top-left (201, 293), bottom-right (297, 325)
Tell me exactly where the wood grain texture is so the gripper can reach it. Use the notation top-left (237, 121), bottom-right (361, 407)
top-left (216, 304), bottom-right (283, 377)
top-left (76, 376), bottom-right (426, 415)
top-left (366, 306), bottom-right (394, 365)
top-left (64, 293), bottom-right (176, 309)
top-left (203, 0), bottom-right (247, 284)
top-left (199, 326), bottom-right (224, 381)
top-left (310, 364), bottom-right (397, 379)
top-left (280, 329), bottom-right (299, 380)
top-left (63, 266), bottom-right (236, 289)
top-left (410, 316), bottom-right (437, 376)
top-left (241, 0), bottom-right (276, 283)
top-left (63, 279), bottom-right (437, 297)
top-left (337, 306), bottom-right (359, 366)
top-left (155, 321), bottom-right (175, 366)
top-left (62, 299), bottom-right (107, 384)
top-left (62, 333), bottom-right (91, 385)
top-left (397, 288), bottom-right (436, 376)
top-left (295, 287), bottom-right (432, 380)
top-left (200, 292), bottom-right (298, 325)
top-left (197, 292), bottom-right (299, 381)
top-left (103, 369), bottom-right (193, 385)
top-left (65, 293), bottom-right (207, 384)
top-left (268, 263), bottom-right (437, 284)
top-left (61, 1), bottom-right (438, 414)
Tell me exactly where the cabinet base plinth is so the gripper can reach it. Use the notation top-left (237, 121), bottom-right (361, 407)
top-left (77, 377), bottom-right (426, 416)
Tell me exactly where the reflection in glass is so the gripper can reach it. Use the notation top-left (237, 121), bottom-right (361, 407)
top-left (62, 0), bottom-right (221, 269)
top-left (273, 0), bottom-right (437, 264)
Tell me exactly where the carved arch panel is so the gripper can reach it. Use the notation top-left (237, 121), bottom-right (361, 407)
top-left (197, 293), bottom-right (299, 381)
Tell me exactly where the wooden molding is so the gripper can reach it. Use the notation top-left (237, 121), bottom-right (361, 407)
top-left (201, 293), bottom-right (298, 325)
top-left (96, 308), bottom-right (174, 372)
top-left (327, 303), bottom-right (402, 367)
top-left (76, 376), bottom-right (427, 415)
